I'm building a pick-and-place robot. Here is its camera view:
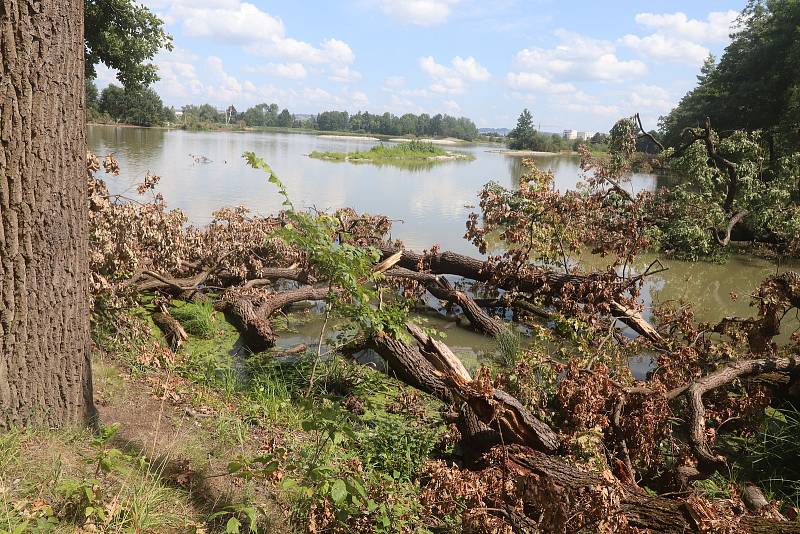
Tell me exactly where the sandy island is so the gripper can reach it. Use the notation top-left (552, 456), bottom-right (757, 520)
top-left (487, 149), bottom-right (561, 156)
top-left (389, 137), bottom-right (464, 146)
top-left (318, 134), bottom-right (380, 141)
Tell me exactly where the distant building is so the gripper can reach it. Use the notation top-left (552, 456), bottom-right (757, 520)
top-left (576, 131), bottom-right (594, 141)
top-left (563, 129), bottom-right (577, 140)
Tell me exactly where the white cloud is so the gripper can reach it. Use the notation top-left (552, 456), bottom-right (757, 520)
top-left (634, 11), bottom-right (738, 42)
top-left (451, 56), bottom-right (491, 81)
top-left (380, 0), bottom-right (460, 26)
top-left (629, 84), bottom-right (674, 111)
top-left (622, 10), bottom-right (738, 65)
top-left (621, 33), bottom-right (709, 65)
top-left (329, 65), bottom-right (362, 83)
top-left (419, 55), bottom-right (490, 94)
top-left (351, 91), bottom-right (369, 107)
top-left (506, 72), bottom-right (574, 94)
top-left (269, 62), bottom-right (308, 80)
top-left (152, 0), bottom-right (355, 77)
top-left (442, 99), bottom-right (461, 113)
top-left (179, 2), bottom-right (283, 44)
top-left (510, 29), bottom-right (647, 86)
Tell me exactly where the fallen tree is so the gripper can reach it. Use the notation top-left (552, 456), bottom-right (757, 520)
top-left (87, 151), bottom-right (800, 532)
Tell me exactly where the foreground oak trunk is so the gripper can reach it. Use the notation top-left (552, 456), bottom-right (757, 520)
top-left (0, 0), bottom-right (94, 426)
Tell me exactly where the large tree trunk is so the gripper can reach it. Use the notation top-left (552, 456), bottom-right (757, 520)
top-left (0, 0), bottom-right (94, 427)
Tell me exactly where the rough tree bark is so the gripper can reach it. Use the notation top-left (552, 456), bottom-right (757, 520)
top-left (0, 0), bottom-right (95, 427)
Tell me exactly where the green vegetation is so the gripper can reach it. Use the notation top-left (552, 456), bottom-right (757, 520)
top-left (309, 140), bottom-right (472, 164)
top-left (178, 106), bottom-right (481, 141)
top-left (170, 301), bottom-right (216, 339)
top-left (506, 108), bottom-right (608, 153)
top-left (659, 0), bottom-right (800, 155)
top-left (90, 83), bottom-right (176, 127)
top-left (84, 0), bottom-right (172, 88)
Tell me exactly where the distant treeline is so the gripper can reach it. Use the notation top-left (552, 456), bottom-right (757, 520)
top-left (207, 105), bottom-right (480, 141)
top-left (86, 82), bottom-right (480, 140)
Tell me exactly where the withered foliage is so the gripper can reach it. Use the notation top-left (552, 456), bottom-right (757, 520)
top-left (86, 147), bottom-right (800, 533)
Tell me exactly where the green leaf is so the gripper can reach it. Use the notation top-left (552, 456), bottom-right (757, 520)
top-left (330, 479), bottom-right (348, 505)
top-left (227, 461), bottom-right (243, 474)
top-left (226, 517), bottom-right (242, 533)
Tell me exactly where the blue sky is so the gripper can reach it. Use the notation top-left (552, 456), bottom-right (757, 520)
top-left (99, 0), bottom-right (747, 132)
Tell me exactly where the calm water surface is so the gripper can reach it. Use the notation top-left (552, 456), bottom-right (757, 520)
top-left (88, 125), bottom-right (797, 363)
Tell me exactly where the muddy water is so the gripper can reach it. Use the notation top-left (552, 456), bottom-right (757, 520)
top-left (89, 125), bottom-right (797, 364)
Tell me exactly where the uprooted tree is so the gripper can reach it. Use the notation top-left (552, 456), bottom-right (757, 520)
top-left (84, 121), bottom-right (800, 531)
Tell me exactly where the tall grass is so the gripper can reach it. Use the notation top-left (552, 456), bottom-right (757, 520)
top-left (170, 301), bottom-right (216, 339)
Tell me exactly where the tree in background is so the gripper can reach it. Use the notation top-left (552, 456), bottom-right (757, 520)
top-left (507, 109), bottom-right (537, 150)
top-left (99, 84), bottom-right (174, 126)
top-left (277, 108), bottom-right (293, 127)
top-left (1, 0), bottom-right (95, 427)
top-left (659, 1), bottom-right (800, 154)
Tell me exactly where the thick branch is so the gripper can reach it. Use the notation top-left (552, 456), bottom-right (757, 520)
top-left (686, 356), bottom-right (800, 475)
top-left (711, 211), bottom-right (749, 246)
top-left (217, 286), bottom-right (330, 352)
top-left (380, 246), bottom-right (662, 342)
top-left (386, 267), bottom-right (509, 337)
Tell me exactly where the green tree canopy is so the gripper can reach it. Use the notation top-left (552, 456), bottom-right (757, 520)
top-left (659, 0), bottom-right (800, 153)
top-left (85, 0), bottom-right (172, 88)
top-left (508, 109), bottom-right (537, 150)
top-left (99, 84), bottom-right (173, 126)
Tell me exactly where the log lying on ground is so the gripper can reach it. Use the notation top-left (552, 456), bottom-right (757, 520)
top-left (152, 309), bottom-right (189, 351)
top-left (501, 445), bottom-right (800, 534)
top-left (376, 327), bottom-right (797, 532)
top-left (380, 246), bottom-right (663, 343)
top-left (370, 326), bottom-right (559, 454)
top-left (216, 286), bottom-right (330, 352)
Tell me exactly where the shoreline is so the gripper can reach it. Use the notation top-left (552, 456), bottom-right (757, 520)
top-left (87, 122), bottom-right (472, 143)
top-left (309, 152), bottom-right (473, 163)
top-left (487, 149), bottom-right (563, 156)
top-left (318, 134), bottom-right (380, 141)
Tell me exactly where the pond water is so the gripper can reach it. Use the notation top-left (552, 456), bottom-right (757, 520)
top-left (88, 125), bottom-right (797, 365)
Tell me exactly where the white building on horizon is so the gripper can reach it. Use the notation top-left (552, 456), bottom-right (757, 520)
top-left (563, 129), bottom-right (577, 140)
top-left (576, 131), bottom-right (594, 141)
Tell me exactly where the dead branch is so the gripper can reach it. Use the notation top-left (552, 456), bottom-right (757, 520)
top-left (152, 307), bottom-right (188, 351)
top-left (685, 356), bottom-right (800, 476)
top-left (216, 286), bottom-right (331, 352)
top-left (380, 246), bottom-right (662, 342)
top-left (385, 267), bottom-right (509, 337)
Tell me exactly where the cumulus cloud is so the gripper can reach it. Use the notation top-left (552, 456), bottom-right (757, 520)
top-left (506, 72), bottom-right (575, 94)
top-left (510, 30), bottom-right (647, 86)
top-left (634, 11), bottom-right (738, 42)
top-left (261, 62), bottom-right (308, 80)
top-left (148, 0), bottom-right (355, 84)
top-left (419, 55), bottom-right (490, 94)
top-left (628, 84), bottom-right (674, 111)
top-left (622, 10), bottom-right (738, 65)
top-left (329, 65), bottom-right (362, 83)
top-left (442, 99), bottom-right (461, 113)
top-left (380, 0), bottom-right (461, 26)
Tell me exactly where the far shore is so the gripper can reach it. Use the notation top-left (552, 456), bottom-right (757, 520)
top-left (318, 134), bottom-right (380, 141)
top-left (487, 149), bottom-right (570, 156)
